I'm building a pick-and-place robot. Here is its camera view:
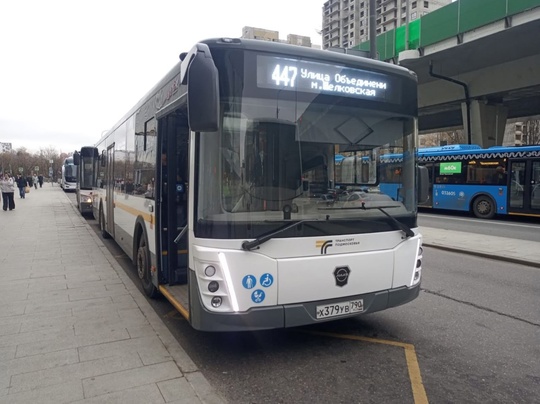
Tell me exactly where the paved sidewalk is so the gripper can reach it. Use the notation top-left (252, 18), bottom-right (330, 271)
top-left (421, 226), bottom-right (540, 268)
top-left (0, 185), bottom-right (225, 403)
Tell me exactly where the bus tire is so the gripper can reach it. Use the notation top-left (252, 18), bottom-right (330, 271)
top-left (472, 195), bottom-right (496, 219)
top-left (137, 234), bottom-right (157, 298)
top-left (99, 207), bottom-right (111, 239)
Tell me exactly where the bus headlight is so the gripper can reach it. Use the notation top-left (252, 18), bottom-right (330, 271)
top-left (208, 281), bottom-right (219, 293)
top-left (197, 257), bottom-right (239, 312)
top-left (204, 265), bottom-right (216, 277)
top-left (412, 243), bottom-right (423, 286)
top-left (211, 296), bottom-right (222, 307)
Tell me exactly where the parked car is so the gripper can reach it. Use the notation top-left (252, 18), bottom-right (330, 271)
top-left (343, 191), bottom-right (398, 208)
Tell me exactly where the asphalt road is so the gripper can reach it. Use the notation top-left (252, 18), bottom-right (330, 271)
top-left (67, 193), bottom-right (540, 403)
top-left (418, 208), bottom-right (540, 242)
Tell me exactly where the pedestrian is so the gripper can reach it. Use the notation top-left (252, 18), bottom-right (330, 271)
top-left (16, 174), bottom-right (28, 199)
top-left (0, 172), bottom-right (16, 211)
top-left (33, 173), bottom-right (38, 189)
top-left (38, 174), bottom-right (44, 188)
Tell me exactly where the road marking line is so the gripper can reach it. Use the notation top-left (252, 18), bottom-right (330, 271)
top-left (306, 331), bottom-right (428, 404)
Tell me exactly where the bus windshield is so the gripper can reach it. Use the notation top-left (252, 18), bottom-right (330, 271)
top-left (63, 159), bottom-right (77, 182)
top-left (196, 49), bottom-right (417, 238)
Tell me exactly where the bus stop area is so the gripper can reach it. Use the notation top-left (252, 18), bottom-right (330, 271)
top-left (1, 186), bottom-right (539, 403)
top-left (0, 185), bottom-right (225, 403)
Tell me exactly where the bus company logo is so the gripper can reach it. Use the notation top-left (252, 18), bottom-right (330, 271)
top-left (334, 266), bottom-right (351, 287)
top-left (316, 239), bottom-right (333, 254)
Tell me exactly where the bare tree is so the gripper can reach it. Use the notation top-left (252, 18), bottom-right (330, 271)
top-left (0, 147), bottom-right (66, 180)
top-left (522, 119), bottom-right (540, 145)
top-left (419, 130), bottom-right (466, 147)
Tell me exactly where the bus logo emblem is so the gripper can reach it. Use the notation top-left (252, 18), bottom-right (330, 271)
top-left (334, 266), bottom-right (350, 287)
top-left (316, 239), bottom-right (333, 254)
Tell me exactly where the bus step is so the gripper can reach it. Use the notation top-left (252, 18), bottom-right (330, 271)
top-left (170, 266), bottom-right (187, 285)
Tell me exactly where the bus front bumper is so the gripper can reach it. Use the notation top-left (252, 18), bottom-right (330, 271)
top-left (189, 281), bottom-right (421, 332)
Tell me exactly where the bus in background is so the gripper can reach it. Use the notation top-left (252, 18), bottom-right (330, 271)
top-left (380, 144), bottom-right (540, 219)
top-left (73, 146), bottom-right (99, 216)
top-left (60, 156), bottom-right (77, 191)
top-left (92, 38), bottom-right (424, 332)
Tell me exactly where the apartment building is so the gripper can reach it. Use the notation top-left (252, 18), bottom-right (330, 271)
top-left (322, 0), bottom-right (452, 49)
top-left (241, 26), bottom-right (312, 48)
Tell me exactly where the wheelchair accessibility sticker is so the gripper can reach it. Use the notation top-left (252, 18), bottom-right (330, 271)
top-left (260, 273), bottom-right (273, 287)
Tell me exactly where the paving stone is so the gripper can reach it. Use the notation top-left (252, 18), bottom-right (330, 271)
top-left (82, 361), bottom-right (182, 398)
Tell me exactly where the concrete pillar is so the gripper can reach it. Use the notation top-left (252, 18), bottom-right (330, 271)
top-left (462, 100), bottom-right (508, 147)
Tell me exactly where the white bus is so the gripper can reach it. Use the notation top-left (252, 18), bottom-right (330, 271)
top-left (60, 156), bottom-right (77, 191)
top-left (92, 38), bottom-right (425, 331)
top-left (74, 146), bottom-right (98, 216)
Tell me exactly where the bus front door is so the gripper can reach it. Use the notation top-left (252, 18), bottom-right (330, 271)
top-left (508, 159), bottom-right (540, 216)
top-left (157, 111), bottom-right (189, 287)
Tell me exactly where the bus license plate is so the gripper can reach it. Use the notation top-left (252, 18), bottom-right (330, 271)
top-left (316, 299), bottom-right (364, 319)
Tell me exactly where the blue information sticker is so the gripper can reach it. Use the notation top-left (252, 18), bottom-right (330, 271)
top-left (251, 289), bottom-right (265, 303)
top-left (260, 273), bottom-right (274, 287)
top-left (242, 275), bottom-right (256, 289)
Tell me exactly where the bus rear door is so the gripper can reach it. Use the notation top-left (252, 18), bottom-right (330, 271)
top-left (508, 159), bottom-right (540, 216)
top-left (105, 144), bottom-right (115, 237)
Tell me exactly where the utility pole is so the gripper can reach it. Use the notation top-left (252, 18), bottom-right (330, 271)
top-left (369, 0), bottom-right (377, 59)
top-left (405, 0), bottom-right (410, 50)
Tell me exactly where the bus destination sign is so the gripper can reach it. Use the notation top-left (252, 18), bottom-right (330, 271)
top-left (257, 55), bottom-right (399, 103)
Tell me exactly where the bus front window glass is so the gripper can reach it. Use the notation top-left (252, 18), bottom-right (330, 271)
top-left (195, 50), bottom-right (417, 239)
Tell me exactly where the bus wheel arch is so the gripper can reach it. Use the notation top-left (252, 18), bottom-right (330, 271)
top-left (135, 220), bottom-right (157, 298)
top-left (471, 194), bottom-right (496, 219)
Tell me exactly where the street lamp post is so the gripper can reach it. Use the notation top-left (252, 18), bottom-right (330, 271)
top-left (49, 159), bottom-right (54, 185)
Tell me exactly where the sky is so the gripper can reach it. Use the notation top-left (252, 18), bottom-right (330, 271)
top-left (0, 0), bottom-right (323, 154)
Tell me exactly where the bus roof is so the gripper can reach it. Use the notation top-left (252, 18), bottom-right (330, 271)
top-left (379, 144), bottom-right (540, 162)
top-left (418, 144), bottom-right (540, 159)
top-left (418, 144), bottom-right (482, 153)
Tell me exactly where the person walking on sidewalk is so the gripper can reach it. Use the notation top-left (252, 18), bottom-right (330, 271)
top-left (33, 173), bottom-right (39, 189)
top-left (38, 174), bottom-right (44, 188)
top-left (16, 174), bottom-right (28, 199)
top-left (0, 172), bottom-right (16, 211)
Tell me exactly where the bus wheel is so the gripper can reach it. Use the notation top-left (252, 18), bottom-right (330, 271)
top-left (99, 208), bottom-right (111, 239)
top-left (137, 235), bottom-right (157, 298)
top-left (472, 196), bottom-right (496, 219)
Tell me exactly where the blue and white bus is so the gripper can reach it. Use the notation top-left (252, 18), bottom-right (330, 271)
top-left (90, 38), bottom-right (425, 331)
top-left (380, 144), bottom-right (540, 219)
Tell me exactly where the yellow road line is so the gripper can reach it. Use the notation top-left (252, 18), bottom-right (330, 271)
top-left (305, 330), bottom-right (428, 404)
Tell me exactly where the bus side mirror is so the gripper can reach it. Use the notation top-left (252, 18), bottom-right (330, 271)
top-left (417, 165), bottom-right (429, 203)
top-left (182, 43), bottom-right (219, 132)
top-left (101, 151), bottom-right (106, 167)
top-left (73, 151), bottom-right (80, 166)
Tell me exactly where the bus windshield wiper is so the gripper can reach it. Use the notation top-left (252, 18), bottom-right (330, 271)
top-left (376, 207), bottom-right (414, 238)
top-left (242, 220), bottom-right (308, 251)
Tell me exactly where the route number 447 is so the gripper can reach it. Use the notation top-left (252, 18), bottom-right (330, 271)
top-left (272, 65), bottom-right (298, 87)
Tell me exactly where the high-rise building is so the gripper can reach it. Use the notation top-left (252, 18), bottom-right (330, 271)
top-left (242, 27), bottom-right (280, 42)
top-left (241, 26), bottom-right (313, 48)
top-left (322, 0), bottom-right (452, 50)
